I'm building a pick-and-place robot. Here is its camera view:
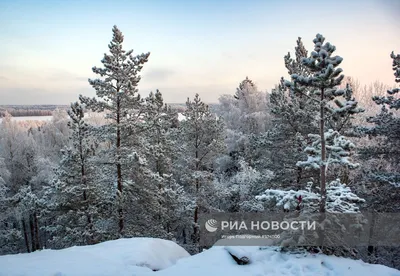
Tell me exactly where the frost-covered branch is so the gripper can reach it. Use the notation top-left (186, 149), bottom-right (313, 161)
top-left (256, 179), bottom-right (365, 213)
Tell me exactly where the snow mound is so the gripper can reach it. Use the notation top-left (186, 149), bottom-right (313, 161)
top-left (0, 237), bottom-right (190, 276)
top-left (1, 239), bottom-right (399, 276)
top-left (158, 246), bottom-right (400, 276)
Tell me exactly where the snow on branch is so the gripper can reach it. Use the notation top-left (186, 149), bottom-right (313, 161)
top-left (296, 129), bottom-right (358, 170)
top-left (256, 179), bottom-right (365, 213)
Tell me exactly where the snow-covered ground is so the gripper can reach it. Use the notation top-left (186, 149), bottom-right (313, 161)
top-left (161, 246), bottom-right (400, 276)
top-left (0, 238), bottom-right (190, 276)
top-left (0, 238), bottom-right (399, 276)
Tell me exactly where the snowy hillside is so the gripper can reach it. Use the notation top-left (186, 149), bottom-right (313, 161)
top-left (0, 238), bottom-right (190, 276)
top-left (0, 238), bottom-right (399, 276)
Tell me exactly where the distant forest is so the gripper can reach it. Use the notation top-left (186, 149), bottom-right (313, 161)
top-left (0, 103), bottom-right (195, 117)
top-left (0, 105), bottom-right (69, 117)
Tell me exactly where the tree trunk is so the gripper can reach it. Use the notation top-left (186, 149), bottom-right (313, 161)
top-left (192, 177), bottom-right (200, 244)
top-left (296, 138), bottom-right (303, 186)
top-left (296, 167), bottom-right (302, 186)
top-left (182, 229), bottom-right (187, 244)
top-left (29, 215), bottom-right (36, 252)
top-left (193, 133), bottom-right (200, 244)
top-left (22, 219), bottom-right (30, 253)
top-left (116, 95), bottom-right (124, 235)
top-left (319, 87), bottom-right (326, 213)
top-left (79, 135), bottom-right (92, 241)
top-left (34, 211), bottom-right (40, 250)
top-left (368, 212), bottom-right (376, 258)
top-left (318, 87), bottom-right (326, 250)
top-left (43, 221), bottom-right (47, 249)
top-left (193, 205), bottom-right (199, 243)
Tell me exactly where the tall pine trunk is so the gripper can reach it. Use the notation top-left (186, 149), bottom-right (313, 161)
top-left (34, 211), bottom-right (40, 250)
top-left (29, 215), bottom-right (36, 252)
top-left (22, 219), bottom-right (30, 253)
top-left (296, 139), bottom-right (303, 186)
top-left (192, 132), bottom-right (199, 244)
top-left (79, 131), bottom-right (92, 242)
top-left (319, 87), bottom-right (326, 213)
top-left (318, 87), bottom-right (327, 249)
top-left (116, 95), bottom-right (124, 235)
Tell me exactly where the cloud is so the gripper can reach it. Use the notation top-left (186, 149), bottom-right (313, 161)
top-left (0, 76), bottom-right (8, 81)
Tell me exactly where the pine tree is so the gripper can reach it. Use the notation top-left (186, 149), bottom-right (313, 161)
top-left (120, 90), bottom-right (187, 239)
top-left (79, 25), bottom-right (150, 235)
top-left (363, 51), bottom-right (400, 188)
top-left (178, 93), bottom-right (225, 246)
top-left (268, 37), bottom-right (363, 190)
top-left (143, 93), bottom-right (186, 231)
top-left (271, 37), bottom-right (317, 131)
top-left (284, 34), bottom-right (363, 212)
top-left (268, 38), bottom-right (319, 188)
top-left (44, 102), bottom-right (104, 247)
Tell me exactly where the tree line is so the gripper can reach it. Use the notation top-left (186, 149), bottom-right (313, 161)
top-left (0, 105), bottom-right (69, 117)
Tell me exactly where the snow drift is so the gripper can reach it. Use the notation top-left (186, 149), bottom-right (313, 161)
top-left (0, 238), bottom-right (399, 276)
top-left (0, 237), bottom-right (190, 276)
top-left (159, 246), bottom-right (400, 276)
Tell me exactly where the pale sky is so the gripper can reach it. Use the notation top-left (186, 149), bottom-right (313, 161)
top-left (0, 0), bottom-right (399, 105)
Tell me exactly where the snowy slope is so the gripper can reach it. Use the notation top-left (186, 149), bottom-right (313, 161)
top-left (0, 238), bottom-right (399, 276)
top-left (0, 238), bottom-right (190, 276)
top-left (159, 246), bottom-right (400, 276)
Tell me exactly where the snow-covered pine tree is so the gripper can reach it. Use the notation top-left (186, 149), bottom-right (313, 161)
top-left (284, 34), bottom-right (363, 212)
top-left (140, 90), bottom-right (172, 178)
top-left (268, 37), bottom-right (363, 190)
top-left (177, 93), bottom-right (225, 246)
top-left (364, 51), bottom-right (400, 188)
top-left (268, 38), bottom-right (319, 188)
top-left (79, 25), bottom-right (150, 235)
top-left (43, 102), bottom-right (105, 248)
top-left (120, 90), bottom-right (188, 239)
top-left (256, 179), bottom-right (365, 254)
top-left (256, 179), bottom-right (365, 213)
top-left (67, 102), bottom-right (92, 206)
top-left (142, 93), bottom-right (189, 233)
top-left (271, 37), bottom-right (317, 133)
